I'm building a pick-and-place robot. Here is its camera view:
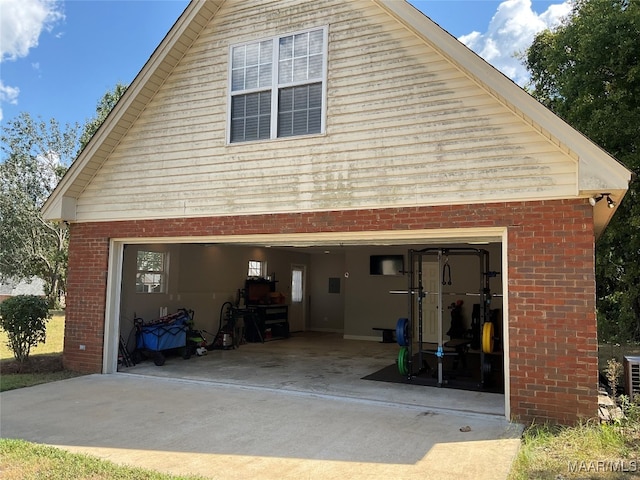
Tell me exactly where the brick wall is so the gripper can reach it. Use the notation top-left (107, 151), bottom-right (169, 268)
top-left (64, 199), bottom-right (597, 424)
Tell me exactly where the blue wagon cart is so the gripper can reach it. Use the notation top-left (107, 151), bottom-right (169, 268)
top-left (134, 310), bottom-right (190, 366)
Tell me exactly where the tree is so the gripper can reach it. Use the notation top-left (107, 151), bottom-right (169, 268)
top-left (79, 82), bottom-right (128, 151)
top-left (525, 0), bottom-right (640, 342)
top-left (0, 84), bottom-right (128, 307)
top-left (0, 113), bottom-right (79, 307)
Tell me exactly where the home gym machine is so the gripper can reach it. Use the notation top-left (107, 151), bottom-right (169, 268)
top-left (393, 247), bottom-right (500, 389)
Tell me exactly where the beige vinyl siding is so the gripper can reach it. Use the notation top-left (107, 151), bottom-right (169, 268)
top-left (75, 0), bottom-right (577, 221)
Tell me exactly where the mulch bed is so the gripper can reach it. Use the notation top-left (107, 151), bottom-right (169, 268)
top-left (0, 354), bottom-right (64, 374)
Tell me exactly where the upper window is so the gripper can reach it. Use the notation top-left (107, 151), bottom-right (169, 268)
top-left (229, 27), bottom-right (327, 143)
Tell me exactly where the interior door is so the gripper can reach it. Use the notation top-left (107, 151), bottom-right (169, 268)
top-left (289, 264), bottom-right (306, 332)
top-left (421, 261), bottom-right (439, 344)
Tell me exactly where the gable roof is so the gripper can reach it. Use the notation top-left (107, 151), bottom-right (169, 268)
top-left (42, 0), bottom-right (631, 237)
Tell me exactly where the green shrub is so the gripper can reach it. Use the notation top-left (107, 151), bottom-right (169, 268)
top-left (0, 295), bottom-right (51, 364)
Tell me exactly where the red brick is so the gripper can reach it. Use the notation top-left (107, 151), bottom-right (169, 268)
top-left (63, 199), bottom-right (597, 424)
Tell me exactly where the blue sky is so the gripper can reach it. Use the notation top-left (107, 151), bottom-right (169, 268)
top-left (0, 0), bottom-right (572, 128)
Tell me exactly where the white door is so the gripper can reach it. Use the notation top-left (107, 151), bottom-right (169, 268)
top-left (289, 264), bottom-right (306, 332)
top-left (422, 261), bottom-right (439, 343)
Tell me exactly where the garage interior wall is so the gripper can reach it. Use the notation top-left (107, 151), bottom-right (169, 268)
top-left (119, 242), bottom-right (502, 348)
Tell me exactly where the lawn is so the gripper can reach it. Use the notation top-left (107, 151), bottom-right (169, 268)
top-left (0, 313), bottom-right (82, 391)
top-left (0, 439), bottom-right (206, 480)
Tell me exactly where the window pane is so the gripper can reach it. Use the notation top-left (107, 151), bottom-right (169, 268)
top-left (137, 251), bottom-right (164, 271)
top-left (308, 107), bottom-right (321, 133)
top-left (293, 110), bottom-right (308, 135)
top-left (308, 54), bottom-right (322, 79)
top-left (279, 88), bottom-right (293, 111)
top-left (258, 115), bottom-right (271, 139)
top-left (279, 36), bottom-right (293, 60)
top-left (232, 46), bottom-right (245, 68)
top-left (278, 111), bottom-right (292, 137)
top-left (293, 32), bottom-right (308, 57)
top-left (231, 95), bottom-right (245, 119)
top-left (246, 43), bottom-right (259, 65)
top-left (231, 119), bottom-right (244, 142)
top-left (246, 94), bottom-right (259, 116)
top-left (309, 29), bottom-right (323, 54)
top-left (232, 69), bottom-right (245, 91)
top-left (245, 65), bottom-right (259, 89)
top-left (293, 87), bottom-right (308, 110)
top-left (309, 83), bottom-right (322, 107)
top-left (259, 116), bottom-right (271, 139)
top-left (259, 64), bottom-right (272, 88)
top-left (260, 40), bottom-right (273, 60)
top-left (279, 59), bottom-right (292, 84)
top-left (291, 269), bottom-right (303, 303)
top-left (293, 57), bottom-right (308, 82)
top-left (245, 116), bottom-right (258, 140)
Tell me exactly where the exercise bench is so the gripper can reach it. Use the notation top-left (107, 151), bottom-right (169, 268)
top-left (372, 327), bottom-right (396, 343)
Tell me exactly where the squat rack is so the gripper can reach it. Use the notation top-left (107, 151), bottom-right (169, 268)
top-left (394, 247), bottom-right (499, 388)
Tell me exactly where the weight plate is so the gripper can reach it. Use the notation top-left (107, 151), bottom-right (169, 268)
top-left (396, 317), bottom-right (409, 346)
top-left (482, 322), bottom-right (494, 354)
top-left (398, 347), bottom-right (409, 376)
top-left (483, 357), bottom-right (492, 376)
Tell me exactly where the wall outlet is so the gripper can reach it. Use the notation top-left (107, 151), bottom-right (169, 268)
top-left (79, 344), bottom-right (86, 351)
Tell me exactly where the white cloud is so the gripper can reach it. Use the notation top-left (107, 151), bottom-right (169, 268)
top-left (0, 0), bottom-right (64, 120)
top-left (0, 0), bottom-right (64, 62)
top-left (459, 0), bottom-right (572, 86)
top-left (0, 80), bottom-right (21, 121)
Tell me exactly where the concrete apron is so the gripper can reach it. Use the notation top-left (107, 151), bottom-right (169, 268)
top-left (1, 375), bottom-right (522, 480)
top-left (121, 332), bottom-right (507, 417)
top-left (1, 334), bottom-right (523, 479)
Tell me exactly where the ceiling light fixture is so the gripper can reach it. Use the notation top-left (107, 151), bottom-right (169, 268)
top-left (589, 193), bottom-right (616, 209)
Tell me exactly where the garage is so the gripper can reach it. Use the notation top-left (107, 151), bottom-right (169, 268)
top-left (111, 230), bottom-right (507, 416)
top-left (42, 0), bottom-right (631, 424)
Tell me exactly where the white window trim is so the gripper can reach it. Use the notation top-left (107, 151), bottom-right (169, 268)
top-left (226, 25), bottom-right (328, 144)
top-left (135, 250), bottom-right (168, 294)
top-left (247, 259), bottom-right (267, 278)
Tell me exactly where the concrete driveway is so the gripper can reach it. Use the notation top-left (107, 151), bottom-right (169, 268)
top-left (1, 373), bottom-right (523, 479)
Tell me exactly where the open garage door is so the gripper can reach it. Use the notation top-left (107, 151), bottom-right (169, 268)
top-left (104, 227), bottom-right (509, 418)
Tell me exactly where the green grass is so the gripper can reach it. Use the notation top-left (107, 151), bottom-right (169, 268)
top-left (1, 369), bottom-right (81, 391)
top-left (508, 344), bottom-right (640, 479)
top-left (0, 314), bottom-right (83, 392)
top-left (0, 439), bottom-right (205, 480)
top-left (0, 312), bottom-right (65, 359)
top-left (508, 421), bottom-right (640, 479)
